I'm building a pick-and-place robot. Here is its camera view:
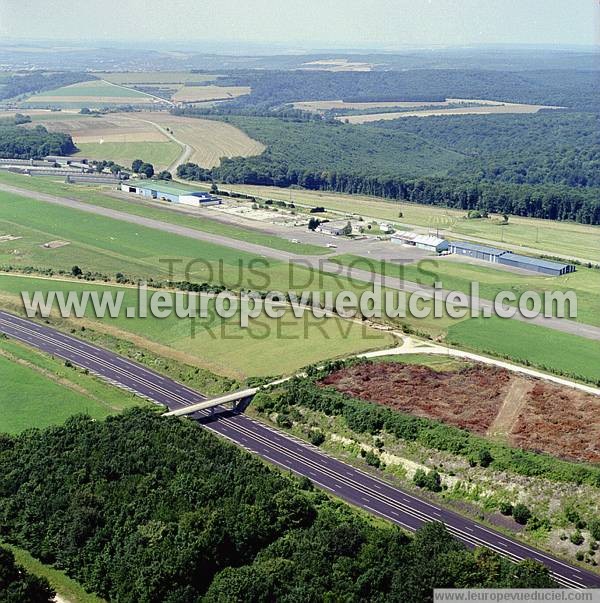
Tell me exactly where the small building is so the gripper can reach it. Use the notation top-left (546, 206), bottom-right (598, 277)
top-left (448, 241), bottom-right (506, 263)
top-left (392, 231), bottom-right (449, 253)
top-left (178, 192), bottom-right (221, 207)
top-left (316, 221), bottom-right (352, 236)
top-left (121, 183), bottom-right (221, 207)
top-left (497, 253), bottom-right (575, 276)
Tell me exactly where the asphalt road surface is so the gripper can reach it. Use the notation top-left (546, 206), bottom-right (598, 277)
top-left (1, 310), bottom-right (599, 589)
top-left (1, 181), bottom-right (599, 342)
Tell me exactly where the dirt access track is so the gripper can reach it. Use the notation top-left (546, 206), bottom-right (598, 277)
top-left (320, 361), bottom-right (600, 463)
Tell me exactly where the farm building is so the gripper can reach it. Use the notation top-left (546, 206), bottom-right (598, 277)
top-left (121, 182), bottom-right (221, 207)
top-left (497, 253), bottom-right (575, 276)
top-left (392, 231), bottom-right (449, 253)
top-left (448, 241), bottom-right (506, 263)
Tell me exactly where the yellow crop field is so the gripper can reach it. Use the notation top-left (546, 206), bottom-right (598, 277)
top-left (136, 112), bottom-right (265, 168)
top-left (294, 98), bottom-right (563, 120)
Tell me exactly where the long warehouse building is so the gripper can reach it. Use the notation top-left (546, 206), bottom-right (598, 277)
top-left (497, 252), bottom-right (576, 276)
top-left (448, 241), bottom-right (575, 276)
top-left (121, 182), bottom-right (221, 207)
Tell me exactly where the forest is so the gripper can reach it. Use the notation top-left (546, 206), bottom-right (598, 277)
top-left (0, 409), bottom-right (554, 602)
top-left (216, 69), bottom-right (600, 111)
top-left (177, 114), bottom-right (600, 224)
top-left (0, 124), bottom-right (76, 159)
top-left (172, 64), bottom-right (600, 224)
top-left (375, 112), bottom-right (600, 188)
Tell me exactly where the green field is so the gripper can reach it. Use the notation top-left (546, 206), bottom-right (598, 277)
top-left (23, 80), bottom-right (154, 108)
top-left (0, 336), bottom-right (146, 434)
top-left (74, 141), bottom-right (181, 170)
top-left (25, 80), bottom-right (150, 99)
top-left (0, 275), bottom-right (393, 379)
top-left (333, 254), bottom-right (600, 327)
top-left (447, 316), bottom-right (600, 383)
top-left (220, 183), bottom-right (600, 263)
top-left (0, 185), bottom-right (306, 284)
top-left (0, 172), bottom-right (327, 256)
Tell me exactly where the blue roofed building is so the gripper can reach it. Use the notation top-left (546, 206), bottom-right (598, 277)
top-left (448, 241), bottom-right (507, 263)
top-left (497, 253), bottom-right (575, 276)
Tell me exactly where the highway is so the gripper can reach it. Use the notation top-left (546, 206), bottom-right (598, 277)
top-left (0, 310), bottom-right (599, 589)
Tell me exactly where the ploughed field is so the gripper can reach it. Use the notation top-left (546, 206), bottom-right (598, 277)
top-left (319, 361), bottom-right (600, 463)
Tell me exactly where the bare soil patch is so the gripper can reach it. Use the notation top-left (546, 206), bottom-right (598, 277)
top-left (41, 240), bottom-right (70, 249)
top-left (487, 377), bottom-right (532, 439)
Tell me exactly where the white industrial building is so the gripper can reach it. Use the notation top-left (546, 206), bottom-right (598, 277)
top-left (316, 220), bottom-right (352, 236)
top-left (121, 183), bottom-right (221, 207)
top-left (391, 231), bottom-right (449, 253)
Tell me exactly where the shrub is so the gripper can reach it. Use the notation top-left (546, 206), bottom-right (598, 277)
top-left (499, 501), bottom-right (513, 516)
top-left (570, 530), bottom-right (584, 546)
top-left (364, 450), bottom-right (381, 468)
top-left (413, 469), bottom-right (442, 492)
top-left (309, 431), bottom-right (325, 447)
top-left (513, 504), bottom-right (532, 525)
top-left (478, 448), bottom-right (493, 468)
top-left (276, 414), bottom-right (292, 429)
top-left (589, 518), bottom-right (600, 541)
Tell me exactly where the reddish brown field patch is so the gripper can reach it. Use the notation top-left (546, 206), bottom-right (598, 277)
top-left (319, 362), bottom-right (511, 434)
top-left (319, 361), bottom-right (600, 463)
top-left (511, 383), bottom-right (600, 463)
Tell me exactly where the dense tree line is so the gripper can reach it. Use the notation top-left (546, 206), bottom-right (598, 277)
top-left (178, 161), bottom-right (600, 225)
top-left (0, 409), bottom-right (554, 601)
top-left (216, 69), bottom-right (600, 111)
top-left (0, 124), bottom-right (76, 159)
top-left (0, 71), bottom-right (94, 101)
top-left (0, 546), bottom-right (54, 602)
top-left (253, 361), bottom-right (600, 488)
top-left (172, 105), bottom-right (326, 121)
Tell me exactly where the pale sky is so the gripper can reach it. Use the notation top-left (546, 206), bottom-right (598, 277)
top-left (0, 0), bottom-right (598, 49)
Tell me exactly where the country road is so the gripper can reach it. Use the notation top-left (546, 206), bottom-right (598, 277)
top-left (1, 181), bottom-right (599, 342)
top-left (0, 310), bottom-right (598, 589)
